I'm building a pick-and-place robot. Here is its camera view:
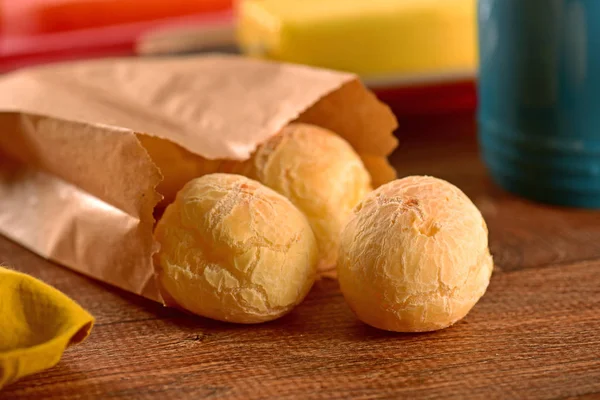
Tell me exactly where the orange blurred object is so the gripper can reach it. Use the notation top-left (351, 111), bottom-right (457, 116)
top-left (34, 0), bottom-right (232, 34)
top-left (0, 0), bottom-right (234, 72)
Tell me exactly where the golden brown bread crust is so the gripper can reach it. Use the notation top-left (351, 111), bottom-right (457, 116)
top-left (154, 173), bottom-right (318, 323)
top-left (225, 123), bottom-right (372, 274)
top-left (337, 176), bottom-right (493, 332)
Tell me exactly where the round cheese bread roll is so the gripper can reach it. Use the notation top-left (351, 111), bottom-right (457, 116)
top-left (225, 123), bottom-right (372, 273)
top-left (154, 173), bottom-right (318, 323)
top-left (337, 176), bottom-right (493, 332)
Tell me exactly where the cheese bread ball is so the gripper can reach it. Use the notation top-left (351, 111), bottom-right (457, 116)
top-left (154, 173), bottom-right (318, 323)
top-left (337, 176), bottom-right (493, 332)
top-left (224, 123), bottom-right (372, 273)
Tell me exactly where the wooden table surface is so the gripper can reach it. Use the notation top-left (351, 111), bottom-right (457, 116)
top-left (2, 112), bottom-right (600, 399)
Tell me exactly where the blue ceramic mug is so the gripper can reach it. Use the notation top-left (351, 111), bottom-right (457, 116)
top-left (478, 0), bottom-right (600, 208)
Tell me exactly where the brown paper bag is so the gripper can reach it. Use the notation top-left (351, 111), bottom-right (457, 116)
top-left (0, 55), bottom-right (397, 302)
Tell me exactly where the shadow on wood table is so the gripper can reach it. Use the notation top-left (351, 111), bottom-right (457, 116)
top-left (2, 111), bottom-right (600, 399)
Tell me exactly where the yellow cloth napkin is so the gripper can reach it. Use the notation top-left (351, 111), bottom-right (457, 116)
top-left (0, 267), bottom-right (94, 388)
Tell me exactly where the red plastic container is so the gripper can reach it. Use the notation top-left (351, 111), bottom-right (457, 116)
top-left (373, 79), bottom-right (477, 116)
top-left (0, 0), bottom-right (233, 72)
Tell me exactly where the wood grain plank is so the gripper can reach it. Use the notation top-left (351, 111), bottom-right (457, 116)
top-left (2, 244), bottom-right (600, 399)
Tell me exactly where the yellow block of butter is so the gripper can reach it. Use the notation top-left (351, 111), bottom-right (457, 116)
top-left (237, 0), bottom-right (477, 80)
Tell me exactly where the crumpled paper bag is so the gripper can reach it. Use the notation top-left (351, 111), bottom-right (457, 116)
top-left (0, 54), bottom-right (398, 303)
